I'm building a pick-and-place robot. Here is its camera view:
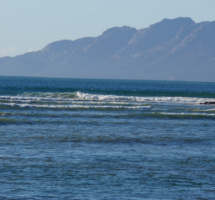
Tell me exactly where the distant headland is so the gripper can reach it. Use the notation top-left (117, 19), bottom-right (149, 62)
top-left (0, 17), bottom-right (215, 82)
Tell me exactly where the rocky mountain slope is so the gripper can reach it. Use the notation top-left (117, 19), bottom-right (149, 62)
top-left (1, 17), bottom-right (215, 81)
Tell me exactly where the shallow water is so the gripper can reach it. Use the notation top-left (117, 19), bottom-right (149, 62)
top-left (1, 76), bottom-right (215, 199)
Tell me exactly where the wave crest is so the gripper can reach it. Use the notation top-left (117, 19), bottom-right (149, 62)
top-left (1, 91), bottom-right (215, 104)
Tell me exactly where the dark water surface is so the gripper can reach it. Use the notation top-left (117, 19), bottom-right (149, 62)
top-left (1, 76), bottom-right (215, 199)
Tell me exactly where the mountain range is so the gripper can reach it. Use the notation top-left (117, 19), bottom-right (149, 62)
top-left (1, 17), bottom-right (215, 82)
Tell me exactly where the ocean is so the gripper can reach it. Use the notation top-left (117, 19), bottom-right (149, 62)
top-left (1, 76), bottom-right (215, 199)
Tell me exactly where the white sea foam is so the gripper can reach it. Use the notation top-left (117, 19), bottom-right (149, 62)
top-left (0, 102), bottom-right (150, 110)
top-left (159, 112), bottom-right (215, 116)
top-left (202, 108), bottom-right (215, 111)
top-left (76, 92), bottom-right (215, 104)
top-left (1, 92), bottom-right (215, 105)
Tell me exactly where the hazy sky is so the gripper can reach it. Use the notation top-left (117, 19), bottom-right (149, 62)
top-left (1, 0), bottom-right (215, 57)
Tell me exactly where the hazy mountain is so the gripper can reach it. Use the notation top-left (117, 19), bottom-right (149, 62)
top-left (1, 17), bottom-right (215, 82)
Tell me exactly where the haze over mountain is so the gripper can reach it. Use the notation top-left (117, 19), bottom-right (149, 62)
top-left (1, 17), bottom-right (215, 82)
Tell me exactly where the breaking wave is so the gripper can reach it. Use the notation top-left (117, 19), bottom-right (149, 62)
top-left (1, 91), bottom-right (215, 103)
top-left (1, 92), bottom-right (215, 118)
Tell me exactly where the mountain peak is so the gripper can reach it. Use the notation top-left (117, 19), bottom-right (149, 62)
top-left (149, 17), bottom-right (195, 30)
top-left (161, 17), bottom-right (195, 24)
top-left (100, 26), bottom-right (137, 38)
top-left (42, 40), bottom-right (73, 52)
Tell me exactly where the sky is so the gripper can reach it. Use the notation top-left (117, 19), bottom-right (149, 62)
top-left (0, 0), bottom-right (215, 57)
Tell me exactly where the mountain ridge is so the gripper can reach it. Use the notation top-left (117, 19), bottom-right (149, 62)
top-left (1, 17), bottom-right (215, 82)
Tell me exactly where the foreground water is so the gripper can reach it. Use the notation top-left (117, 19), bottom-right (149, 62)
top-left (1, 76), bottom-right (215, 199)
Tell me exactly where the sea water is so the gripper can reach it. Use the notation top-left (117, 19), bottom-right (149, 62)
top-left (0, 76), bottom-right (215, 199)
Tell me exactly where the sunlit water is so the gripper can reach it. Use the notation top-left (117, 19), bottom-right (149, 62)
top-left (1, 76), bottom-right (215, 199)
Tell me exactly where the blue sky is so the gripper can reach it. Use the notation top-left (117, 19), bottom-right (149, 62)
top-left (1, 0), bottom-right (215, 57)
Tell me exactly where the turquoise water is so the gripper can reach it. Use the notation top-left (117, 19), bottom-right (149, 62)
top-left (1, 76), bottom-right (215, 199)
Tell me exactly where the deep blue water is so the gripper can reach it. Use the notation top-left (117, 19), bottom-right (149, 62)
top-left (1, 76), bottom-right (215, 199)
